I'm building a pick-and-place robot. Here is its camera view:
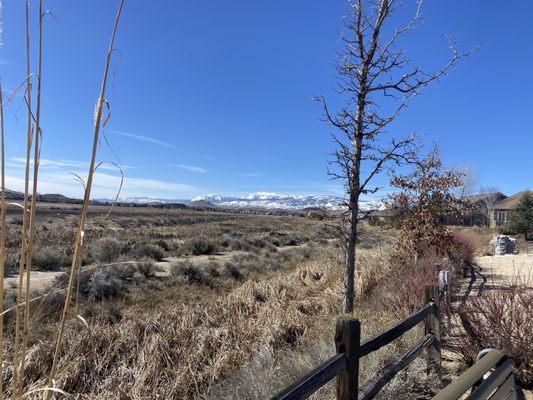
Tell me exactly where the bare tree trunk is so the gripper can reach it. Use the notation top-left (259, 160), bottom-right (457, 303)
top-left (345, 202), bottom-right (359, 313)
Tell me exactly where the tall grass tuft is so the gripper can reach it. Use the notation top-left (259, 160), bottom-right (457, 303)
top-left (12, 2), bottom-right (34, 396)
top-left (14, 1), bottom-right (44, 398)
top-left (44, 1), bottom-right (125, 397)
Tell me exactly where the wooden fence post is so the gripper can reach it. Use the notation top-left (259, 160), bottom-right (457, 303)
top-left (425, 284), bottom-right (441, 369)
top-left (335, 318), bottom-right (360, 400)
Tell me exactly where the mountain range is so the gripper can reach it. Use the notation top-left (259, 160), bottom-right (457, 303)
top-left (96, 192), bottom-right (384, 211)
top-left (192, 192), bottom-right (384, 211)
top-left (191, 192), bottom-right (345, 210)
top-left (95, 196), bottom-right (191, 205)
top-left (4, 188), bottom-right (384, 211)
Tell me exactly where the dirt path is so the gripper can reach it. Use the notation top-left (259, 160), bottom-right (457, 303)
top-left (4, 270), bottom-right (65, 294)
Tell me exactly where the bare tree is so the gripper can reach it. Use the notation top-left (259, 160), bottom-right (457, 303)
top-left (478, 186), bottom-right (502, 227)
top-left (455, 164), bottom-right (479, 201)
top-left (316, 0), bottom-right (476, 313)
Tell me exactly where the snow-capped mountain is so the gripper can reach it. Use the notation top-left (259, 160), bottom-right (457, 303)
top-left (95, 197), bottom-right (190, 205)
top-left (194, 192), bottom-right (342, 210)
top-left (95, 192), bottom-right (383, 211)
top-left (192, 192), bottom-right (382, 211)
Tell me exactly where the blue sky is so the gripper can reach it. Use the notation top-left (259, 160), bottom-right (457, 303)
top-left (0, 0), bottom-right (531, 200)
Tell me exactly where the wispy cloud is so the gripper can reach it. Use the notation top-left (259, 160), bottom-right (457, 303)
top-left (5, 169), bottom-right (197, 199)
top-left (10, 157), bottom-right (84, 169)
top-left (173, 164), bottom-right (207, 174)
top-left (235, 172), bottom-right (264, 178)
top-left (0, 59), bottom-right (9, 66)
top-left (8, 157), bottom-right (135, 172)
top-left (107, 129), bottom-right (177, 149)
top-left (6, 156), bottom-right (197, 198)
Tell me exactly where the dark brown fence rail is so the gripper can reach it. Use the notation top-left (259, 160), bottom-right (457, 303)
top-left (271, 284), bottom-right (443, 400)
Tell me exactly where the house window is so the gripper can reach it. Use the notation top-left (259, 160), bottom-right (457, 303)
top-left (495, 211), bottom-right (508, 227)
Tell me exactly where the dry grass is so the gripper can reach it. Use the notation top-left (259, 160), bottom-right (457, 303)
top-left (452, 226), bottom-right (499, 256)
top-left (207, 246), bottom-right (443, 400)
top-left (1, 246), bottom-right (343, 398)
top-left (0, 207), bottom-right (442, 400)
top-left (0, 237), bottom-right (439, 399)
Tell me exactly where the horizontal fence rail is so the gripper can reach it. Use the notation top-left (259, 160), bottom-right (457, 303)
top-left (359, 334), bottom-right (434, 400)
top-left (271, 284), bottom-right (442, 400)
top-left (359, 302), bottom-right (435, 358)
top-left (271, 354), bottom-right (347, 400)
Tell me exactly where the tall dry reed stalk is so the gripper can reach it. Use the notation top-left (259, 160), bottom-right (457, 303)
top-left (13, 2), bottom-right (44, 398)
top-left (12, 1), bottom-right (33, 397)
top-left (0, 80), bottom-right (7, 400)
top-left (44, 1), bottom-right (125, 397)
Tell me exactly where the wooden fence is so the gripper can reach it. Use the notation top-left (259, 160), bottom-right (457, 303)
top-left (272, 284), bottom-right (443, 400)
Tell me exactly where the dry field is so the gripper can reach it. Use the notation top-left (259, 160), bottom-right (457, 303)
top-left (1, 203), bottom-right (413, 399)
top-left (2, 205), bottom-right (530, 399)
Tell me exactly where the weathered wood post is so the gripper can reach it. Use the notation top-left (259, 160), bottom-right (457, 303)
top-left (335, 318), bottom-right (360, 400)
top-left (425, 284), bottom-right (441, 369)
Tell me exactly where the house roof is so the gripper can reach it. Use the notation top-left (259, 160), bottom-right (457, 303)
top-left (493, 190), bottom-right (531, 210)
top-left (465, 192), bottom-right (506, 204)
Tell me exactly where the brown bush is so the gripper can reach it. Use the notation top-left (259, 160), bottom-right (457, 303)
top-left (128, 243), bottom-right (165, 261)
top-left (456, 278), bottom-right (533, 387)
top-left (171, 261), bottom-right (212, 286)
top-left (185, 236), bottom-right (218, 255)
top-left (91, 237), bottom-right (122, 263)
top-left (379, 256), bottom-right (439, 317)
top-left (32, 247), bottom-right (65, 271)
top-left (451, 230), bottom-right (477, 266)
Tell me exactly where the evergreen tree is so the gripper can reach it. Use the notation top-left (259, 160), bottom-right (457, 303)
top-left (509, 191), bottom-right (533, 240)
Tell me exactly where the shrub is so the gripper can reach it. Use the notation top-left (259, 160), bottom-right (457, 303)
top-left (92, 237), bottom-right (122, 263)
top-left (368, 215), bottom-right (381, 227)
top-left (40, 291), bottom-right (67, 320)
top-left (451, 231), bottom-right (477, 266)
top-left (379, 257), bottom-right (439, 317)
top-left (32, 248), bottom-right (64, 271)
top-left (224, 262), bottom-right (245, 280)
top-left (129, 243), bottom-right (165, 261)
top-left (137, 261), bottom-right (157, 278)
top-left (456, 279), bottom-right (532, 386)
top-left (267, 232), bottom-right (299, 247)
top-left (227, 238), bottom-right (252, 252)
top-left (172, 262), bottom-right (211, 285)
top-left (88, 269), bottom-right (127, 301)
top-left (186, 236), bottom-right (218, 255)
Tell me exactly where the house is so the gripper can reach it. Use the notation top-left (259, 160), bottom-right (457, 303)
top-left (463, 192), bottom-right (507, 227)
top-left (490, 190), bottom-right (530, 228)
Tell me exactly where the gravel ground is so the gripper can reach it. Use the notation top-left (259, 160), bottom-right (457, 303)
top-left (474, 254), bottom-right (533, 286)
